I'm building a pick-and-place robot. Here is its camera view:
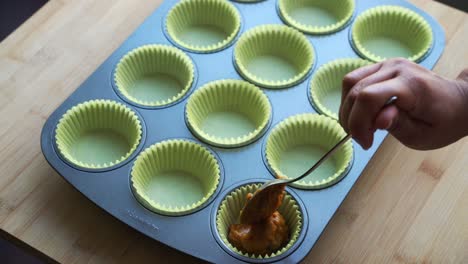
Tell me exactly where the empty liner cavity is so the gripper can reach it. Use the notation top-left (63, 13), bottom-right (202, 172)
top-left (234, 24), bottom-right (315, 88)
top-left (351, 5), bottom-right (433, 62)
top-left (185, 80), bottom-right (272, 148)
top-left (131, 139), bottom-right (221, 216)
top-left (265, 114), bottom-right (353, 189)
top-left (310, 58), bottom-right (372, 119)
top-left (232, 0), bottom-right (263, 3)
top-left (278, 0), bottom-right (355, 34)
top-left (114, 45), bottom-right (194, 107)
top-left (55, 100), bottom-right (142, 169)
top-left (166, 0), bottom-right (241, 53)
top-left (216, 183), bottom-right (303, 259)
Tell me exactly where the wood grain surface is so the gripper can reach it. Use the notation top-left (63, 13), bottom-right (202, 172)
top-left (0, 0), bottom-right (467, 263)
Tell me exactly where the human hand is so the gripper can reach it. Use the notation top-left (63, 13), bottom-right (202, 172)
top-left (339, 58), bottom-right (468, 150)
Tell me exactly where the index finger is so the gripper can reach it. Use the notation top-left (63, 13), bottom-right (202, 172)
top-left (341, 62), bottom-right (383, 103)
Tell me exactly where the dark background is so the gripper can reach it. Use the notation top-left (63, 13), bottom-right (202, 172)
top-left (0, 0), bottom-right (48, 42)
top-left (0, 0), bottom-right (465, 263)
top-left (438, 0), bottom-right (468, 12)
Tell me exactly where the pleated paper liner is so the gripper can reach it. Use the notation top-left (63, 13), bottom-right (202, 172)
top-left (232, 0), bottom-right (263, 3)
top-left (185, 80), bottom-right (272, 148)
top-left (278, 0), bottom-right (355, 34)
top-left (265, 114), bottom-right (353, 189)
top-left (351, 5), bottom-right (433, 62)
top-left (165, 0), bottom-right (241, 53)
top-left (310, 58), bottom-right (372, 119)
top-left (215, 183), bottom-right (303, 260)
top-left (234, 24), bottom-right (315, 89)
top-left (55, 100), bottom-right (142, 169)
top-left (131, 139), bottom-right (221, 216)
top-left (114, 45), bottom-right (194, 107)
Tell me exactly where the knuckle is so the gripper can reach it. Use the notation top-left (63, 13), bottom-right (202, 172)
top-left (460, 68), bottom-right (468, 77)
top-left (404, 73), bottom-right (427, 88)
top-left (409, 74), bottom-right (423, 84)
top-left (394, 67), bottom-right (403, 76)
top-left (343, 73), bottom-right (358, 88)
top-left (356, 88), bottom-right (375, 104)
top-left (354, 79), bottom-right (368, 91)
top-left (348, 87), bottom-right (360, 101)
top-left (391, 57), bottom-right (408, 65)
top-left (385, 58), bottom-right (408, 70)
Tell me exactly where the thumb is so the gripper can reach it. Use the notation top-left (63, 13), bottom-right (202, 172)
top-left (375, 105), bottom-right (398, 130)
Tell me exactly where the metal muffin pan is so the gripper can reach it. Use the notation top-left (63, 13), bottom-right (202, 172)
top-left (41, 0), bottom-right (445, 262)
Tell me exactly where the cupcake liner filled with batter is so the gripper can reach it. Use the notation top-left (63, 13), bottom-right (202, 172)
top-left (55, 99), bottom-right (142, 169)
top-left (215, 183), bottom-right (303, 259)
top-left (185, 79), bottom-right (272, 148)
top-left (310, 58), bottom-right (372, 119)
top-left (265, 113), bottom-right (353, 189)
top-left (131, 139), bottom-right (221, 216)
top-left (278, 0), bottom-right (355, 34)
top-left (114, 45), bottom-right (194, 107)
top-left (234, 24), bottom-right (315, 88)
top-left (166, 0), bottom-right (241, 53)
top-left (351, 5), bottom-right (433, 62)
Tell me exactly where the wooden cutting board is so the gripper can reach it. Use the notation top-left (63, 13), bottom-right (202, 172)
top-left (0, 0), bottom-right (467, 263)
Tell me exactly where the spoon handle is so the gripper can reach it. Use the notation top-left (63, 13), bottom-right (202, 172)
top-left (287, 133), bottom-right (352, 184)
top-left (289, 96), bottom-right (397, 184)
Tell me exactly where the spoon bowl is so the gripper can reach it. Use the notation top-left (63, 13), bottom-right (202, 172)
top-left (240, 133), bottom-right (352, 222)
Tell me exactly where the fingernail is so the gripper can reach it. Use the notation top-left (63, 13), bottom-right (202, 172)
top-left (360, 135), bottom-right (372, 150)
top-left (385, 119), bottom-right (393, 130)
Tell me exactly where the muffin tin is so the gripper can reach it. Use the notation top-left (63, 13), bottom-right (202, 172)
top-left (41, 0), bottom-right (445, 263)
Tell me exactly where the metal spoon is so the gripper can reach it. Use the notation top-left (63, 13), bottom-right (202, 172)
top-left (258, 133), bottom-right (351, 193)
top-left (239, 134), bottom-right (351, 223)
top-left (240, 96), bottom-right (398, 223)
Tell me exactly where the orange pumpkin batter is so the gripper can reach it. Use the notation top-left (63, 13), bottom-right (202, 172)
top-left (228, 181), bottom-right (289, 255)
top-left (239, 183), bottom-right (286, 224)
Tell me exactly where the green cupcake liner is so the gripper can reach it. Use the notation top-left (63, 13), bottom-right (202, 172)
top-left (232, 0), bottom-right (263, 3)
top-left (234, 24), bottom-right (315, 88)
top-left (278, 0), bottom-right (355, 34)
top-left (166, 0), bottom-right (241, 53)
top-left (216, 183), bottom-right (303, 259)
top-left (114, 45), bottom-right (194, 107)
top-left (310, 58), bottom-right (372, 119)
top-left (352, 5), bottom-right (433, 62)
top-left (131, 139), bottom-right (221, 216)
top-left (185, 80), bottom-right (272, 148)
top-left (265, 113), bottom-right (353, 189)
top-left (55, 100), bottom-right (142, 169)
